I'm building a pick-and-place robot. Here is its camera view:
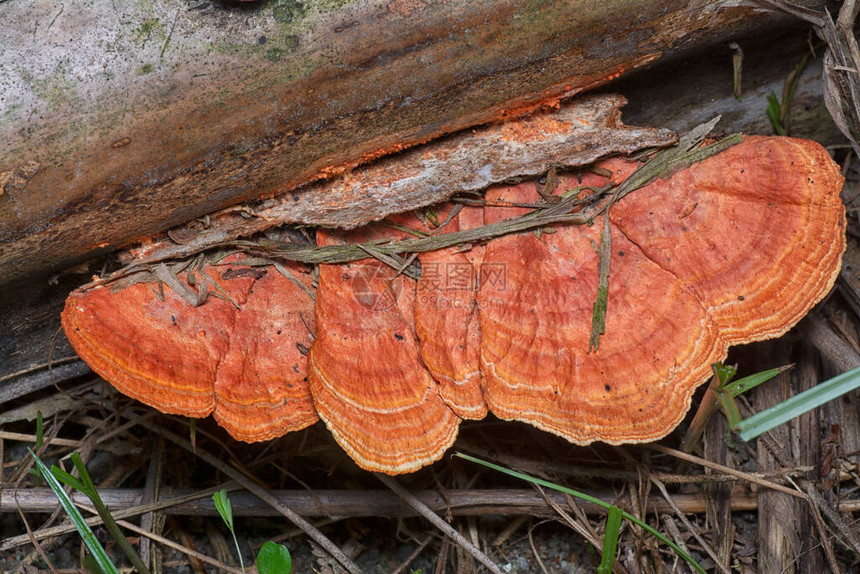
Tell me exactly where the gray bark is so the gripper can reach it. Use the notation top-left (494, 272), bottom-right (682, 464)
top-left (0, 0), bottom-right (826, 286)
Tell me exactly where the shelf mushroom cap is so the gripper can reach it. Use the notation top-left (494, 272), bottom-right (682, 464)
top-left (62, 135), bottom-right (845, 474)
top-left (480, 135), bottom-right (845, 444)
top-left (413, 203), bottom-right (489, 420)
top-left (61, 257), bottom-right (318, 441)
top-left (309, 224), bottom-right (461, 474)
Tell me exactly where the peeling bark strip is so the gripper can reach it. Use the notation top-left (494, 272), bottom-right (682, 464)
top-left (124, 95), bottom-right (676, 265)
top-left (0, 0), bottom-right (825, 286)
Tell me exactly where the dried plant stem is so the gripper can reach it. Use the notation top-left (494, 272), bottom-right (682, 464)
top-left (113, 518), bottom-right (243, 574)
top-left (0, 356), bottom-right (82, 385)
top-left (148, 425), bottom-right (363, 574)
top-left (651, 478), bottom-right (730, 574)
top-left (1, 486), bottom-right (764, 540)
top-left (804, 481), bottom-right (860, 557)
top-left (375, 473), bottom-right (504, 574)
top-left (2, 484), bottom-right (243, 551)
top-left (390, 535), bottom-right (434, 574)
top-left (0, 432), bottom-right (81, 448)
top-left (647, 444), bottom-right (807, 499)
top-left (679, 370), bottom-right (721, 454)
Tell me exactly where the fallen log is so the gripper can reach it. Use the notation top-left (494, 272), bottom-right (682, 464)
top-left (0, 0), bottom-right (825, 286)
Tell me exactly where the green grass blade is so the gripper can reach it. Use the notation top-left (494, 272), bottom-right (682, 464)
top-left (715, 389), bottom-right (743, 429)
top-left (736, 366), bottom-right (860, 441)
top-left (63, 453), bottom-right (152, 574)
top-left (50, 464), bottom-right (87, 492)
top-left (722, 365), bottom-right (790, 398)
top-left (70, 452), bottom-right (101, 497)
top-left (213, 490), bottom-right (245, 573)
top-left (766, 93), bottom-right (786, 135)
top-left (455, 453), bottom-right (705, 574)
top-left (712, 363), bottom-right (737, 386)
top-left (597, 505), bottom-right (622, 574)
top-left (256, 541), bottom-right (293, 574)
top-left (213, 489), bottom-right (234, 530)
top-left (83, 554), bottom-right (109, 574)
top-left (29, 449), bottom-right (120, 574)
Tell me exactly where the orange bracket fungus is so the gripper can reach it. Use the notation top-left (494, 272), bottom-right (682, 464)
top-left (62, 132), bottom-right (845, 475)
top-left (62, 256), bottom-right (318, 442)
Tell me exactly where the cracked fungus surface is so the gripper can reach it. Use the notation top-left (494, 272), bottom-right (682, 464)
top-left (62, 136), bottom-right (846, 474)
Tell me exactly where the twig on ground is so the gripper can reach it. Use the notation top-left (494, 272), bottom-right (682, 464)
top-left (527, 520), bottom-right (552, 574)
top-left (1, 486), bottom-right (767, 531)
top-left (146, 424), bottom-right (363, 574)
top-left (375, 473), bottom-right (504, 574)
top-left (659, 515), bottom-right (690, 573)
top-left (647, 445), bottom-right (807, 499)
top-left (651, 478), bottom-right (730, 574)
top-left (804, 481), bottom-right (860, 558)
top-left (390, 534), bottom-right (434, 574)
top-left (114, 517), bottom-right (243, 574)
top-left (801, 483), bottom-right (846, 574)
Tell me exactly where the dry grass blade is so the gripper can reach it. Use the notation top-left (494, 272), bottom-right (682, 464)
top-left (536, 485), bottom-right (602, 551)
top-left (272, 260), bottom-right (317, 301)
top-left (536, 485), bottom-right (629, 574)
top-left (647, 445), bottom-right (807, 499)
top-left (153, 263), bottom-right (206, 307)
top-left (588, 210), bottom-right (612, 352)
top-left (527, 520), bottom-right (552, 574)
top-left (353, 242), bottom-right (421, 280)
